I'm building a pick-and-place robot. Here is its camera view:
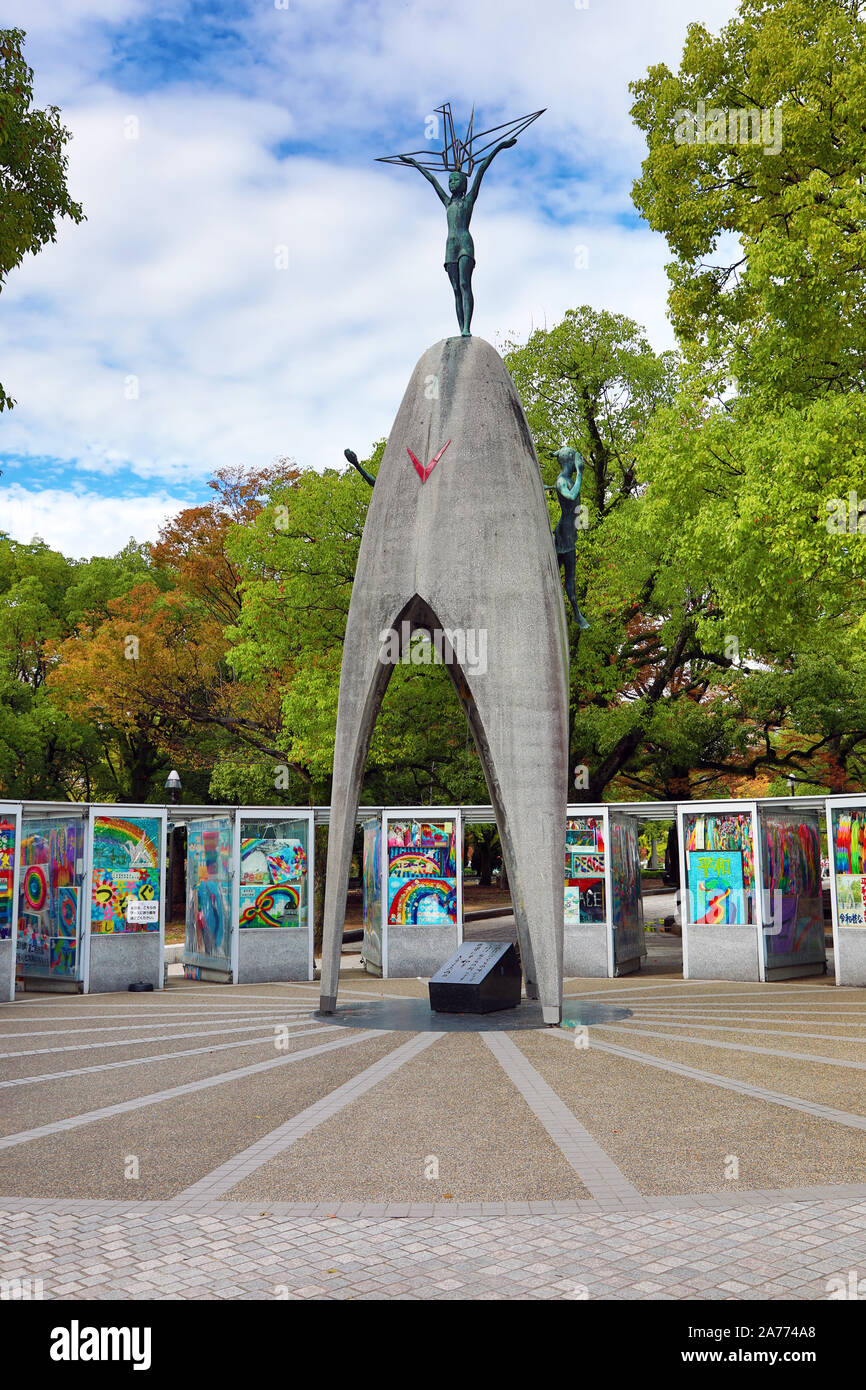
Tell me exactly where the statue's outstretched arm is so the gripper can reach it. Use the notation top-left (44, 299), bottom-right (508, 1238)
top-left (467, 137), bottom-right (517, 207)
top-left (398, 156), bottom-right (449, 206)
top-left (345, 448), bottom-right (375, 487)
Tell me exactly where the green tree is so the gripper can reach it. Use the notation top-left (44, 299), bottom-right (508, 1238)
top-left (629, 0), bottom-right (866, 402)
top-left (627, 0), bottom-right (866, 793)
top-left (0, 28), bottom-right (85, 411)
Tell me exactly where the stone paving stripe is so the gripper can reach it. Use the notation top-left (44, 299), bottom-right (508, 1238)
top-left (593, 1022), bottom-right (866, 1070)
top-left (479, 1032), bottom-right (639, 1204)
top-left (3, 1003), bottom-right (315, 1017)
top-left (5, 1179), bottom-right (866, 1218)
top-left (0, 1023), bottom-right (337, 1088)
top-left (563, 984), bottom-right (852, 1002)
top-left (619, 1016), bottom-right (866, 1046)
top-left (0, 1018), bottom-right (323, 1062)
top-left (172, 1030), bottom-right (444, 1203)
top-left (633, 1003), bottom-right (866, 1015)
top-left (549, 1032), bottom-right (866, 1130)
top-left (282, 983), bottom-right (443, 1002)
top-left (0, 1012), bottom-right (309, 1041)
top-left (1, 1005), bottom-right (313, 1019)
top-left (629, 1008), bottom-right (866, 1026)
top-left (0, 1029), bottom-right (391, 1152)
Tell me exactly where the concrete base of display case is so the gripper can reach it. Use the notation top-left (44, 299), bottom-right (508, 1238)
top-left (89, 932), bottom-right (162, 994)
top-left (0, 938), bottom-right (13, 1001)
top-left (685, 922), bottom-right (760, 981)
top-left (236, 928), bottom-right (311, 983)
top-left (387, 923), bottom-right (459, 978)
top-left (563, 923), bottom-right (609, 977)
top-left (835, 928), bottom-right (866, 985)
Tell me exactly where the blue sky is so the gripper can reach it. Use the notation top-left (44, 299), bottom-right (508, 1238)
top-left (1, 0), bottom-right (740, 557)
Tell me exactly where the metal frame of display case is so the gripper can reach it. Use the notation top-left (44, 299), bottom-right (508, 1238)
top-left (359, 809), bottom-right (384, 977)
top-left (232, 806), bottom-right (315, 982)
top-left (169, 806), bottom-right (236, 982)
top-left (85, 803), bottom-right (168, 994)
top-left (677, 799), bottom-right (764, 982)
top-left (825, 793), bottom-right (866, 987)
top-left (564, 804), bottom-right (613, 977)
top-left (756, 799), bottom-right (826, 982)
top-left (381, 806), bottom-right (463, 978)
top-left (16, 801), bottom-right (91, 993)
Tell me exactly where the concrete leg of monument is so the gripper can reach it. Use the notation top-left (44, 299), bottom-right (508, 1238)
top-left (318, 634), bottom-right (396, 1015)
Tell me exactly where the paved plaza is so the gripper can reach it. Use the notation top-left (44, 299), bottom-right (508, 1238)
top-left (1, 963), bottom-right (865, 1300)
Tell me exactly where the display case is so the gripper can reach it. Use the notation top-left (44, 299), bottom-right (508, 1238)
top-left (183, 814), bottom-right (234, 982)
top-left (16, 806), bottom-right (89, 992)
top-left (826, 796), bottom-right (866, 985)
top-left (679, 801), bottom-right (762, 981)
top-left (361, 813), bottom-right (384, 977)
top-left (563, 807), bottom-right (611, 976)
top-left (0, 802), bottom-right (21, 1001)
top-left (757, 804), bottom-right (825, 980)
top-left (609, 810), bottom-right (645, 975)
top-left (235, 809), bottom-right (314, 982)
top-left (378, 809), bottom-right (462, 977)
top-left (563, 807), bottom-right (645, 977)
top-left (86, 806), bottom-right (167, 993)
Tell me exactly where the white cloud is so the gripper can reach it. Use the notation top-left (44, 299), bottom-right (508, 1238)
top-left (0, 484), bottom-right (191, 558)
top-left (0, 0), bottom-right (743, 556)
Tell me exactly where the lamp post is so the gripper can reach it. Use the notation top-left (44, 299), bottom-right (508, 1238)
top-left (164, 771), bottom-right (183, 929)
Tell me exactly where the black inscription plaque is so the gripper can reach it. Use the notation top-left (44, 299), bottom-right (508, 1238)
top-left (428, 940), bottom-right (522, 1014)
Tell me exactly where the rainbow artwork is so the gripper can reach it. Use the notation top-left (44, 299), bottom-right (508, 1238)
top-left (239, 829), bottom-right (307, 928)
top-left (17, 818), bottom-right (85, 977)
top-left (0, 818), bottom-right (15, 940)
top-left (91, 816), bottom-right (161, 933)
top-left (833, 810), bottom-right (866, 927)
top-left (387, 820), bottom-right (456, 925)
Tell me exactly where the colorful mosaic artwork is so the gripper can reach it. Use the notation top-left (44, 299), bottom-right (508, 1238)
top-left (685, 813), bottom-right (755, 888)
top-left (0, 817), bottom-right (14, 941)
top-left (185, 818), bottom-right (233, 968)
top-left (833, 810), bottom-right (866, 927)
top-left (837, 873), bottom-right (866, 928)
top-left (687, 850), bottom-right (746, 925)
top-left (564, 816), bottom-right (605, 926)
top-left (362, 820), bottom-right (383, 971)
top-left (610, 816), bottom-right (644, 964)
top-left (762, 813), bottom-right (823, 964)
top-left (17, 818), bottom-right (85, 977)
top-left (387, 820), bottom-right (457, 925)
top-left (91, 816), bottom-right (161, 933)
top-left (239, 828), bottom-right (307, 928)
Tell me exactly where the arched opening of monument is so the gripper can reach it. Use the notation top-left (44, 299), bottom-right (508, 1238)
top-left (350, 592), bottom-right (540, 996)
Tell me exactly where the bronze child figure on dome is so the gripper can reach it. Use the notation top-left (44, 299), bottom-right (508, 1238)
top-left (378, 103), bottom-right (544, 336)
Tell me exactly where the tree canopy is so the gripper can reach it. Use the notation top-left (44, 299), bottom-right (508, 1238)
top-left (0, 28), bottom-right (84, 411)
